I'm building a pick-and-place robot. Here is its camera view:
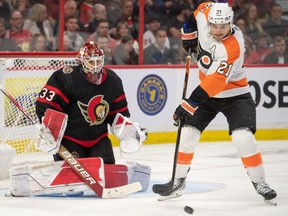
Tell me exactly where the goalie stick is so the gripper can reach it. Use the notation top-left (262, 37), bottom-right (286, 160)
top-left (0, 84), bottom-right (142, 198)
top-left (152, 49), bottom-right (192, 193)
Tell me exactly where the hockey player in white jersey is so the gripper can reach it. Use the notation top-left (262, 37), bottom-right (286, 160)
top-left (152, 2), bottom-right (277, 205)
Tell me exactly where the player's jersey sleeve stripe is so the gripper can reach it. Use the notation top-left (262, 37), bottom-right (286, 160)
top-left (36, 97), bottom-right (64, 111)
top-left (200, 73), bottom-right (226, 97)
top-left (45, 84), bottom-right (69, 103)
top-left (113, 93), bottom-right (126, 103)
top-left (108, 107), bottom-right (129, 116)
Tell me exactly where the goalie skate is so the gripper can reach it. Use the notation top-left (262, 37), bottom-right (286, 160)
top-left (153, 178), bottom-right (186, 201)
top-left (252, 182), bottom-right (277, 206)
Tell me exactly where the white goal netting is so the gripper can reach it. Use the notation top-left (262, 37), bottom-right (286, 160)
top-left (0, 53), bottom-right (78, 166)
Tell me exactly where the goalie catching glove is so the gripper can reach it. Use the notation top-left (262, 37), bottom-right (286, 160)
top-left (174, 99), bottom-right (199, 126)
top-left (111, 113), bottom-right (147, 153)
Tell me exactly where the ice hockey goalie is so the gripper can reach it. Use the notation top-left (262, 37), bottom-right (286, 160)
top-left (7, 109), bottom-right (150, 197)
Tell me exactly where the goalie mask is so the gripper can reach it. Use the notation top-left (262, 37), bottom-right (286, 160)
top-left (78, 41), bottom-right (106, 85)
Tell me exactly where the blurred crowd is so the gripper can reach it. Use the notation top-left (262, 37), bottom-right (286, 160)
top-left (0, 0), bottom-right (288, 64)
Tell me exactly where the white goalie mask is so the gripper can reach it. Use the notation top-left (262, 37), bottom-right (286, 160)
top-left (78, 41), bottom-right (105, 85)
top-left (208, 3), bottom-right (234, 27)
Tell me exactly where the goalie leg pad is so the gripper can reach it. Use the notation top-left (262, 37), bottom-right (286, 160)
top-left (8, 158), bottom-right (105, 197)
top-left (9, 163), bottom-right (56, 197)
top-left (126, 161), bottom-right (151, 191)
top-left (0, 144), bottom-right (16, 180)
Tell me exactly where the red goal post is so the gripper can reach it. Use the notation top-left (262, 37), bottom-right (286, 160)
top-left (0, 51), bottom-right (78, 156)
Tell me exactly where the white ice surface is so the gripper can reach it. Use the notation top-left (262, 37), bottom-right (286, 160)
top-left (0, 140), bottom-right (287, 216)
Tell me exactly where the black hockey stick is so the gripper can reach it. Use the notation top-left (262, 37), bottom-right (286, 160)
top-left (0, 84), bottom-right (142, 198)
top-left (152, 49), bottom-right (191, 193)
top-left (171, 49), bottom-right (192, 182)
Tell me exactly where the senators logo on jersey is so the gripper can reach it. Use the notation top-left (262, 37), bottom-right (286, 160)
top-left (77, 95), bottom-right (109, 125)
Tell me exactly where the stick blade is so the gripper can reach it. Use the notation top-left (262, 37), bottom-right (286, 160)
top-left (101, 182), bottom-right (142, 198)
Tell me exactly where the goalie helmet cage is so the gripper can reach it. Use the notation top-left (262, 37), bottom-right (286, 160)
top-left (0, 51), bottom-right (78, 165)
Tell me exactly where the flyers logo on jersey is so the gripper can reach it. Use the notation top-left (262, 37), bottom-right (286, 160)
top-left (77, 95), bottom-right (109, 125)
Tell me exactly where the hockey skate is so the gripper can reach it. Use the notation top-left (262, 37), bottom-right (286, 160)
top-left (154, 178), bottom-right (186, 201)
top-left (252, 182), bottom-right (277, 205)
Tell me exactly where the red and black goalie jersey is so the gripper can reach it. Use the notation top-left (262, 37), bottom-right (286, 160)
top-left (36, 65), bottom-right (130, 148)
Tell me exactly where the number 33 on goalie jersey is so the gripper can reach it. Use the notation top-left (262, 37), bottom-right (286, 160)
top-left (36, 66), bottom-right (130, 147)
top-left (194, 2), bottom-right (249, 98)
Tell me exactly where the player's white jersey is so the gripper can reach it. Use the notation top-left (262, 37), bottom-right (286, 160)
top-left (194, 2), bottom-right (249, 98)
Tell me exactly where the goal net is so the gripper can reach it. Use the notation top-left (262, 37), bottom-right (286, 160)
top-left (0, 52), bottom-right (78, 168)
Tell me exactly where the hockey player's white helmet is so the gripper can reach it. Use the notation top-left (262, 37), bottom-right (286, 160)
top-left (78, 41), bottom-right (105, 74)
top-left (208, 3), bottom-right (234, 26)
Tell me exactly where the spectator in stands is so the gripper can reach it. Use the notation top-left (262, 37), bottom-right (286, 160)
top-left (11, 0), bottom-right (31, 19)
top-left (241, 3), bottom-right (265, 43)
top-left (87, 19), bottom-right (118, 54)
top-left (144, 16), bottom-right (170, 49)
top-left (23, 3), bottom-right (55, 51)
top-left (44, 0), bottom-right (59, 28)
top-left (144, 28), bottom-right (174, 64)
top-left (244, 36), bottom-right (262, 64)
top-left (254, 31), bottom-right (271, 62)
top-left (54, 34), bottom-right (74, 51)
top-left (0, 17), bottom-right (20, 51)
top-left (143, 0), bottom-right (168, 25)
top-left (64, 16), bottom-right (85, 51)
top-left (167, 3), bottom-right (191, 64)
top-left (53, 0), bottom-right (85, 38)
top-left (113, 34), bottom-right (138, 65)
top-left (233, 0), bottom-right (249, 20)
top-left (0, 0), bottom-right (11, 22)
top-left (167, 3), bottom-right (191, 40)
top-left (117, 0), bottom-right (138, 39)
top-left (96, 35), bottom-right (113, 64)
top-left (250, 0), bottom-right (276, 20)
top-left (263, 36), bottom-right (288, 64)
top-left (235, 18), bottom-right (246, 33)
top-left (101, 0), bottom-right (122, 30)
top-left (113, 20), bottom-right (139, 54)
top-left (114, 21), bottom-right (129, 44)
top-left (234, 18), bottom-right (259, 64)
top-left (8, 10), bottom-right (31, 51)
top-left (87, 3), bottom-right (108, 33)
top-left (79, 0), bottom-right (94, 30)
top-left (262, 3), bottom-right (288, 40)
top-left (29, 34), bottom-right (48, 51)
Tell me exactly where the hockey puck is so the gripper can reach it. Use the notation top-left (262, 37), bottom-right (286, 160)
top-left (184, 206), bottom-right (194, 214)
